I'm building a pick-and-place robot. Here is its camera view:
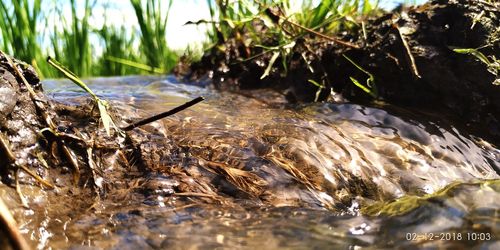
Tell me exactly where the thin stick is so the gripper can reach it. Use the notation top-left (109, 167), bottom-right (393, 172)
top-left (0, 132), bottom-right (16, 162)
top-left (395, 24), bottom-right (421, 79)
top-left (1, 50), bottom-right (38, 98)
top-left (122, 96), bottom-right (204, 131)
top-left (283, 18), bottom-right (361, 49)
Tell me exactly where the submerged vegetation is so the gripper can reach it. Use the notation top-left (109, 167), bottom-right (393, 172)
top-left (362, 180), bottom-right (500, 216)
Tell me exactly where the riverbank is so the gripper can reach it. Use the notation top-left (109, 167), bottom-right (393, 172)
top-left (181, 0), bottom-right (500, 143)
top-left (0, 0), bottom-right (499, 248)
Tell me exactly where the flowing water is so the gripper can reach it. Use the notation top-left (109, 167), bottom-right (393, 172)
top-left (4, 76), bottom-right (499, 249)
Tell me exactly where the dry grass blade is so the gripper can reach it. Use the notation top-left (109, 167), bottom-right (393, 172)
top-left (219, 166), bottom-right (267, 195)
top-left (17, 165), bottom-right (54, 189)
top-left (0, 132), bottom-right (16, 162)
top-left (86, 146), bottom-right (104, 190)
top-left (173, 192), bottom-right (217, 198)
top-left (0, 50), bottom-right (38, 97)
top-left (97, 100), bottom-right (115, 136)
top-left (59, 143), bottom-right (80, 184)
top-left (270, 156), bottom-right (321, 190)
top-left (260, 51), bottom-right (280, 79)
top-left (15, 170), bottom-right (29, 208)
top-left (286, 19), bottom-right (360, 49)
top-left (268, 6), bottom-right (360, 49)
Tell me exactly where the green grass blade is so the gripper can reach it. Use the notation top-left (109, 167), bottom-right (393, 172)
top-left (47, 57), bottom-right (120, 136)
top-left (349, 76), bottom-right (376, 98)
top-left (453, 48), bottom-right (491, 65)
top-left (308, 79), bottom-right (325, 102)
top-left (46, 56), bottom-right (97, 99)
top-left (106, 56), bottom-right (165, 74)
top-left (343, 54), bottom-right (378, 98)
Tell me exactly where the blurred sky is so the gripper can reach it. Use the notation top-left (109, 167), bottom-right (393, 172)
top-left (89, 0), bottom-right (213, 50)
top-left (38, 0), bottom-right (427, 52)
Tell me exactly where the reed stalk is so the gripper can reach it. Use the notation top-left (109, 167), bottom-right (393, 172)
top-left (130, 0), bottom-right (177, 73)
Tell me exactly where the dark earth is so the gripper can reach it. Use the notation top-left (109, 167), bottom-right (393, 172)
top-left (181, 0), bottom-right (500, 143)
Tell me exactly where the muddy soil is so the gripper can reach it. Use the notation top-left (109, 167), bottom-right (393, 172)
top-left (181, 0), bottom-right (500, 143)
top-left (0, 54), bottom-right (208, 248)
top-left (0, 53), bottom-right (334, 248)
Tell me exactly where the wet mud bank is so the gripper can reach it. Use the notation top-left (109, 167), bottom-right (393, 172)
top-left (182, 0), bottom-right (500, 143)
top-left (0, 54), bottom-right (233, 248)
top-left (0, 53), bottom-right (361, 248)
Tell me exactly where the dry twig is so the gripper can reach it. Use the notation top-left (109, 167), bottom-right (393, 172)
top-left (393, 22), bottom-right (422, 79)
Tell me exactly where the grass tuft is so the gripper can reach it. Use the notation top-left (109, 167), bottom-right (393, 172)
top-left (0, 0), bottom-right (47, 75)
top-left (198, 0), bottom-right (381, 101)
top-left (130, 0), bottom-right (177, 73)
top-left (47, 56), bottom-right (122, 136)
top-left (0, 0), bottom-right (183, 77)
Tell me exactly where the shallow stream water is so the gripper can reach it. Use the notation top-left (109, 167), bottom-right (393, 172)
top-left (5, 76), bottom-right (499, 249)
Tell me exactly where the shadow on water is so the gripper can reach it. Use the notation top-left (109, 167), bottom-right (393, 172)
top-left (5, 76), bottom-right (499, 249)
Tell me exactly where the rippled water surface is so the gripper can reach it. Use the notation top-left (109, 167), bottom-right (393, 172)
top-left (7, 76), bottom-right (499, 249)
